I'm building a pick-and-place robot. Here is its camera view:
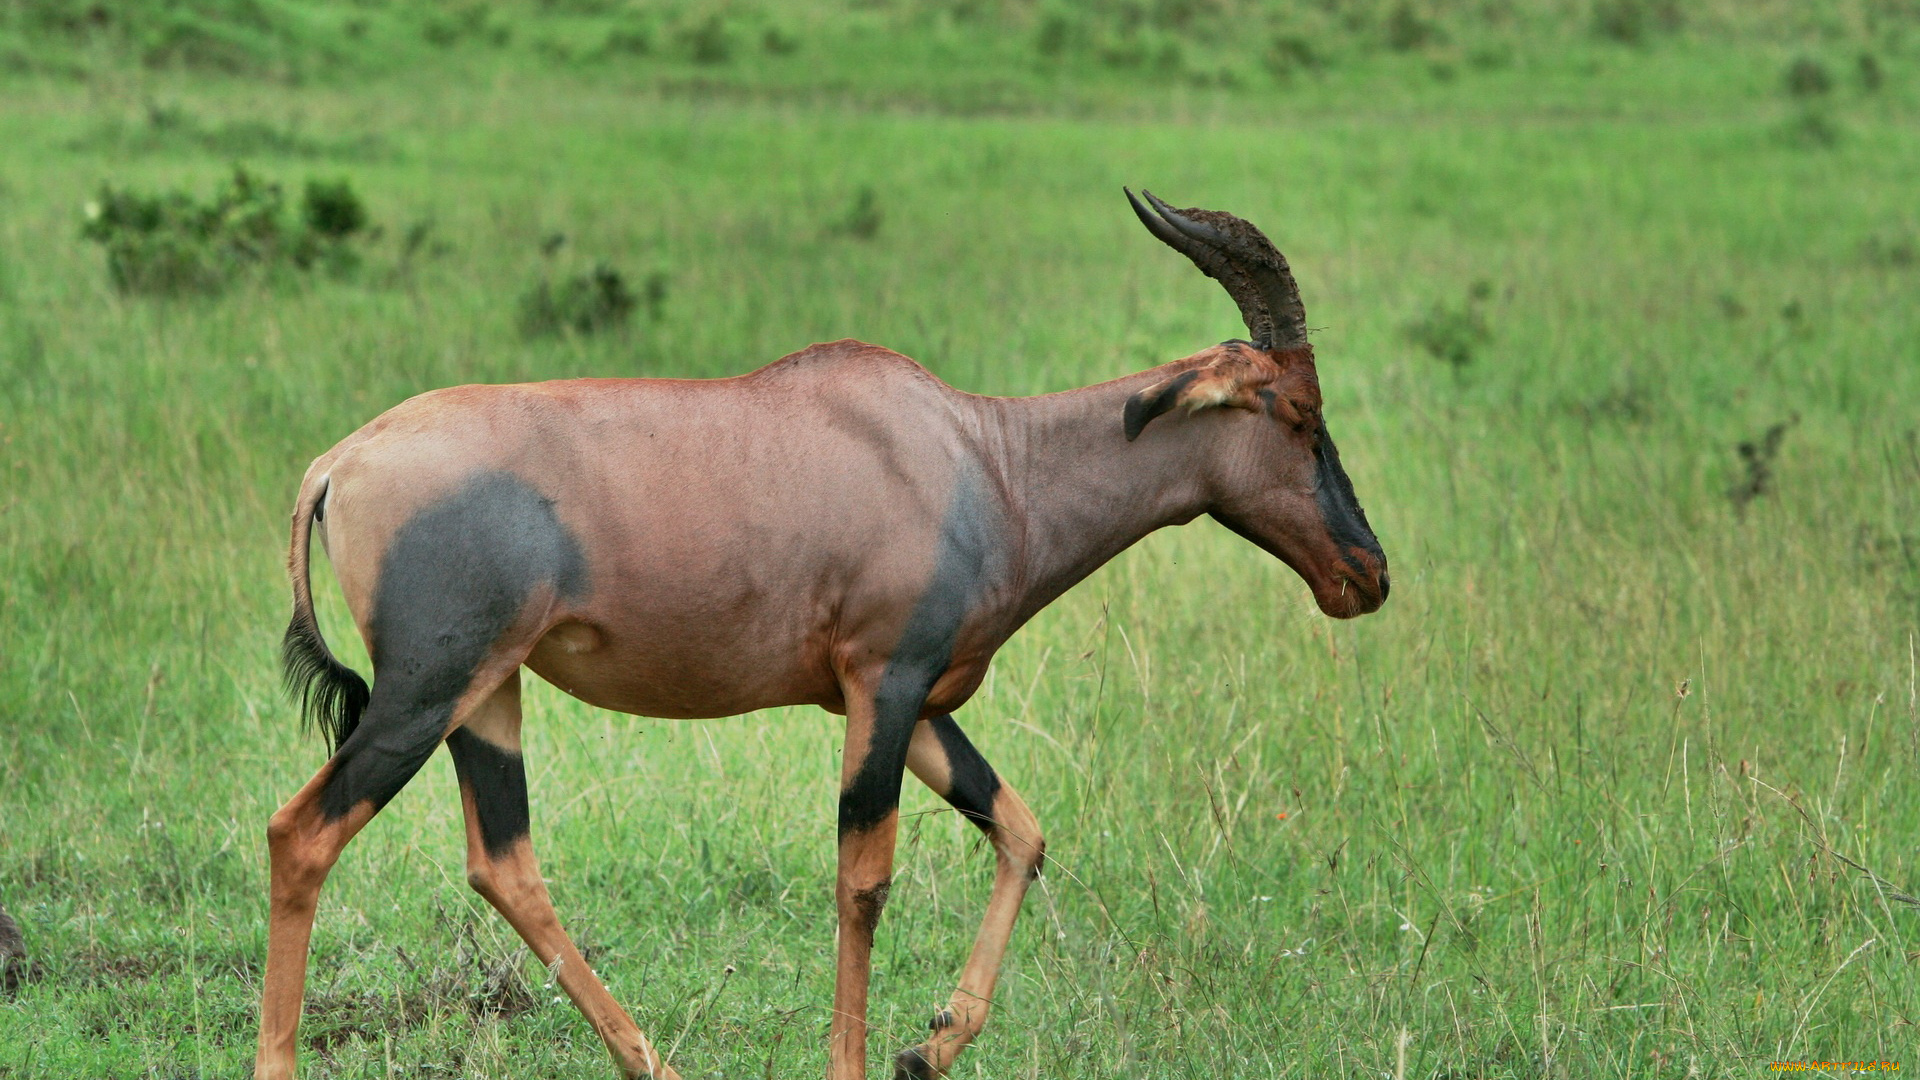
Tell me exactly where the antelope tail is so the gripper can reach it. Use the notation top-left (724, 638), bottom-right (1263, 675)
top-left (280, 474), bottom-right (369, 754)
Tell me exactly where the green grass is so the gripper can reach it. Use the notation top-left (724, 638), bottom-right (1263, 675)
top-left (2, 5), bottom-right (1919, 1076)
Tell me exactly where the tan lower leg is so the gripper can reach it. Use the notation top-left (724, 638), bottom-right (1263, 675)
top-left (254, 773), bottom-right (372, 1080)
top-left (455, 680), bottom-right (678, 1080)
top-left (467, 837), bottom-right (678, 1079)
top-left (900, 784), bottom-right (1044, 1077)
top-left (831, 813), bottom-right (900, 1080)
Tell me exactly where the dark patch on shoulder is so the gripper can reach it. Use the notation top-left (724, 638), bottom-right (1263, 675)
top-left (445, 728), bottom-right (531, 857)
top-left (839, 471), bottom-right (999, 839)
top-left (320, 471), bottom-right (588, 822)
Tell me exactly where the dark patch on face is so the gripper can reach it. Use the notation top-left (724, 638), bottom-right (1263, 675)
top-left (445, 728), bottom-right (531, 858)
top-left (839, 471), bottom-right (997, 840)
top-left (321, 471), bottom-right (589, 822)
top-left (850, 880), bottom-right (891, 939)
top-left (927, 713), bottom-right (1001, 837)
top-left (1123, 369), bottom-right (1200, 442)
top-left (893, 1046), bottom-right (939, 1079)
top-left (1312, 425), bottom-right (1388, 594)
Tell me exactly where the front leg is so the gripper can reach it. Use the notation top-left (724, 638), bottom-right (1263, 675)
top-left (830, 666), bottom-right (929, 1080)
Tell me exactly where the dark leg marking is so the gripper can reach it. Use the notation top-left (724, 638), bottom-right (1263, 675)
top-left (851, 880), bottom-right (892, 938)
top-left (927, 714), bottom-right (1001, 837)
top-left (839, 470), bottom-right (1000, 840)
top-left (446, 728), bottom-right (531, 857)
top-left (321, 471), bottom-right (588, 822)
top-left (893, 1047), bottom-right (939, 1079)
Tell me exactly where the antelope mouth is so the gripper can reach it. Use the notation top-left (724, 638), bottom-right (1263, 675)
top-left (1314, 548), bottom-right (1389, 619)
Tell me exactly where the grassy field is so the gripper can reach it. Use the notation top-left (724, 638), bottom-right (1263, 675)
top-left (2, 2), bottom-right (1918, 1076)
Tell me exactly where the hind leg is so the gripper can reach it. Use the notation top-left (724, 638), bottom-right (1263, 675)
top-left (255, 660), bottom-right (518, 1080)
top-left (449, 671), bottom-right (679, 1080)
top-left (892, 715), bottom-right (1044, 1078)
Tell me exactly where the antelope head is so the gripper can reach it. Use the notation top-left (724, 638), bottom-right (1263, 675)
top-left (1123, 188), bottom-right (1389, 619)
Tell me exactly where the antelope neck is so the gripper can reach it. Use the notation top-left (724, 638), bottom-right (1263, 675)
top-left (985, 362), bottom-right (1215, 613)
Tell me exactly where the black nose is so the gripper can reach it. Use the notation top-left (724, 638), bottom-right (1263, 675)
top-left (1377, 570), bottom-right (1390, 600)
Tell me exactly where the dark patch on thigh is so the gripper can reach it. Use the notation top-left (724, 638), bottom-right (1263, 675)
top-left (446, 728), bottom-right (531, 857)
top-left (320, 471), bottom-right (589, 822)
top-left (927, 714), bottom-right (1001, 837)
top-left (839, 470), bottom-right (1001, 839)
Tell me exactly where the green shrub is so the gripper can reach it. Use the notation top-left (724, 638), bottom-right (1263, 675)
top-left (1405, 280), bottom-right (1493, 369)
top-left (80, 166), bottom-right (373, 296)
top-left (1784, 57), bottom-right (1832, 97)
top-left (519, 265), bottom-right (666, 338)
top-left (679, 13), bottom-right (732, 64)
top-left (1384, 2), bottom-right (1439, 52)
top-left (829, 187), bottom-right (883, 241)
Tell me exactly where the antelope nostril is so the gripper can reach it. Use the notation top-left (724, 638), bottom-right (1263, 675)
top-left (1377, 571), bottom-right (1390, 599)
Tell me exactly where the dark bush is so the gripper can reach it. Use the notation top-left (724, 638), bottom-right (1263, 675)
top-left (1385, 3), bottom-right (1439, 52)
top-left (762, 28), bottom-right (799, 56)
top-left (1777, 108), bottom-right (1841, 148)
top-left (602, 27), bottom-right (651, 56)
top-left (1729, 417), bottom-right (1798, 516)
top-left (301, 178), bottom-right (366, 239)
top-left (1857, 52), bottom-right (1883, 92)
top-left (80, 166), bottom-right (374, 295)
top-left (830, 187), bottom-right (883, 241)
top-left (680, 14), bottom-right (732, 64)
top-left (1592, 0), bottom-right (1681, 45)
top-left (1784, 57), bottom-right (1832, 97)
top-left (1862, 230), bottom-right (1917, 268)
top-left (1264, 35), bottom-right (1322, 80)
top-left (1405, 280), bottom-right (1493, 369)
top-left (519, 265), bottom-right (666, 338)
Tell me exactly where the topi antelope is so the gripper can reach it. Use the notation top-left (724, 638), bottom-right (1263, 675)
top-left (257, 189), bottom-right (1389, 1080)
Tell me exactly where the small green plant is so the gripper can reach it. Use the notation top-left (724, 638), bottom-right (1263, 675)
top-left (1778, 107), bottom-right (1842, 149)
top-left (601, 27), bottom-right (651, 56)
top-left (830, 187), bottom-right (883, 241)
top-left (1264, 35), bottom-right (1322, 81)
top-left (519, 264), bottom-right (666, 338)
top-left (762, 27), bottom-right (799, 56)
top-left (1384, 2), bottom-right (1439, 52)
top-left (1857, 52), bottom-right (1883, 92)
top-left (80, 167), bottom-right (373, 295)
top-left (1861, 229), bottom-right (1918, 268)
top-left (680, 14), bottom-right (732, 65)
top-left (1729, 416), bottom-right (1799, 516)
top-left (1405, 279), bottom-right (1493, 369)
top-left (1784, 57), bottom-right (1833, 98)
top-left (1592, 0), bottom-right (1681, 45)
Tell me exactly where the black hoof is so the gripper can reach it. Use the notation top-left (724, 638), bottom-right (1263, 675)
top-left (894, 1046), bottom-right (940, 1079)
top-left (928, 1008), bottom-right (955, 1032)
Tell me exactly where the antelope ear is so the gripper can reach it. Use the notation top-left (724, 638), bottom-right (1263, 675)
top-left (1123, 362), bottom-right (1270, 441)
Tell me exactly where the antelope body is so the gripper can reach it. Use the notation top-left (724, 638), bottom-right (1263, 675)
top-left (256, 191), bottom-right (1388, 1080)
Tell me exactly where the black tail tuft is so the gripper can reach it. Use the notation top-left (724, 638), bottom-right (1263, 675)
top-left (282, 610), bottom-right (370, 754)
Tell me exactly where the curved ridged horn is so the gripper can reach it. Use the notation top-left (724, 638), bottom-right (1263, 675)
top-left (1125, 187), bottom-right (1309, 351)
